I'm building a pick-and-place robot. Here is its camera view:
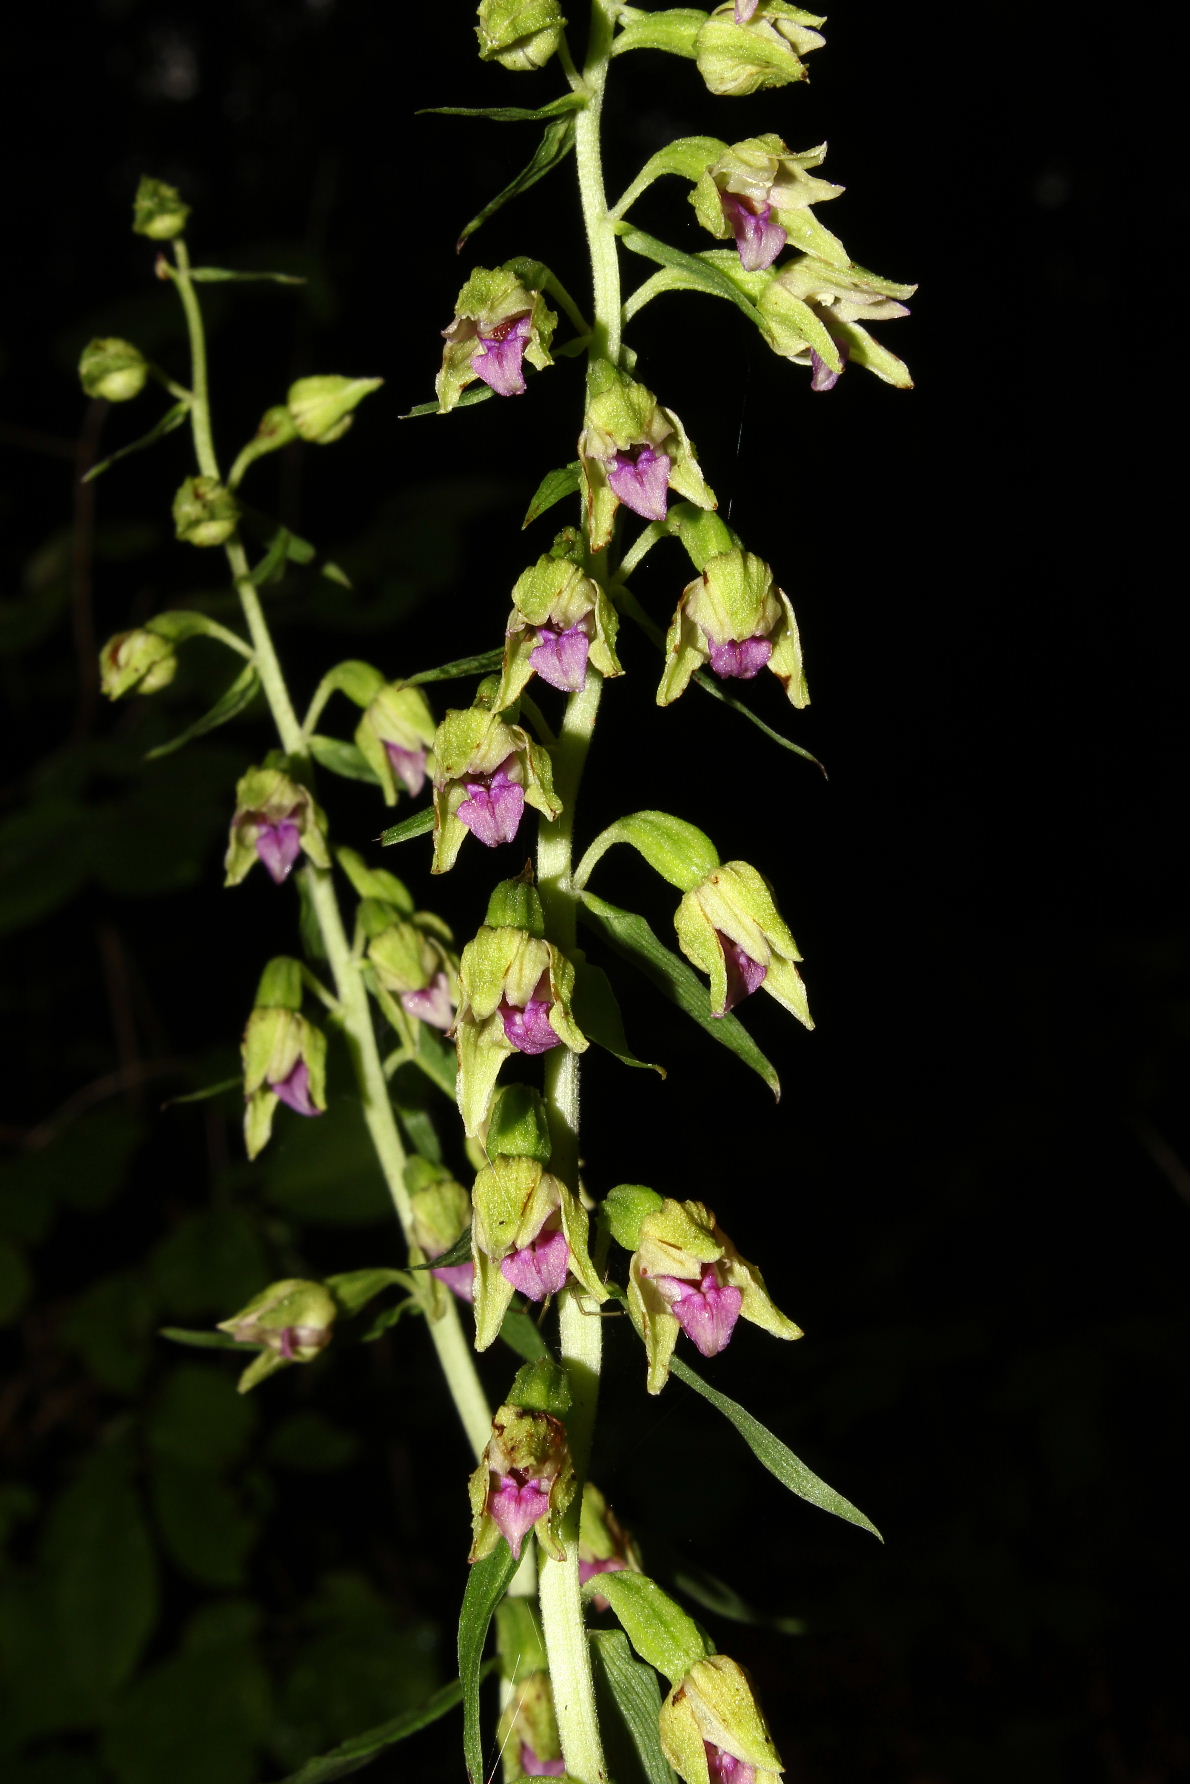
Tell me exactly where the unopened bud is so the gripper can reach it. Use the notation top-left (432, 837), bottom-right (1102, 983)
top-left (78, 337), bottom-right (149, 402)
top-left (99, 629), bottom-right (177, 700)
top-left (476, 0), bottom-right (565, 71)
top-left (133, 175), bottom-right (191, 240)
top-left (172, 475), bottom-right (238, 547)
top-left (287, 375), bottom-right (383, 445)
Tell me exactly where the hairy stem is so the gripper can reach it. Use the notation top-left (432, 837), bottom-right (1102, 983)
top-left (171, 240), bottom-right (492, 1461)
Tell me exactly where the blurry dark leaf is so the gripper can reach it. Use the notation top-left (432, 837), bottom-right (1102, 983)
top-left (589, 1629), bottom-right (677, 1784)
top-left (457, 117), bottom-right (577, 249)
top-left (62, 1270), bottom-right (157, 1394)
top-left (99, 1623), bottom-right (270, 1784)
top-left (324, 1267), bottom-right (408, 1317)
top-left (266, 1673), bottom-right (480, 1784)
top-left (149, 1456), bottom-right (257, 1589)
top-left (259, 1099), bottom-right (392, 1226)
top-left (0, 1239), bottom-right (32, 1325)
top-left (0, 798), bottom-right (89, 936)
top-left (82, 400), bottom-right (190, 484)
top-left (265, 1410), bottom-right (361, 1474)
top-left (146, 1361), bottom-right (257, 1470)
top-left (144, 663), bottom-right (261, 760)
top-left (150, 1206), bottom-right (273, 1319)
top-left (307, 736), bottom-right (380, 783)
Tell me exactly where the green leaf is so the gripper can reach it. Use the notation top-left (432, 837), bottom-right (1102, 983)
top-left (162, 1075), bottom-right (242, 1108)
top-left (377, 809), bottom-right (434, 848)
top-left (590, 1572), bottom-right (710, 1686)
top-left (668, 1354), bottom-right (883, 1540)
top-left (146, 1362), bottom-right (256, 1470)
top-left (359, 1294), bottom-right (420, 1342)
top-left (401, 384), bottom-right (494, 420)
top-left (612, 7), bottom-right (707, 58)
top-left (146, 609), bottom-right (252, 654)
top-left (578, 891), bottom-right (781, 1098)
top-left (574, 810), bottom-right (720, 895)
top-left (573, 958), bottom-right (664, 1075)
top-left (498, 1305), bottom-right (553, 1362)
top-left (420, 93), bottom-right (586, 122)
top-left (149, 1456), bottom-right (257, 1588)
top-left (324, 1267), bottom-right (408, 1318)
top-left (616, 226), bottom-right (763, 325)
top-left (0, 1236), bottom-right (32, 1324)
top-left (669, 1564), bottom-right (807, 1635)
top-left (610, 134), bottom-right (724, 220)
top-left (82, 400), bottom-right (191, 483)
top-left (589, 1629), bottom-right (678, 1784)
top-left (187, 265), bottom-right (305, 284)
top-left (159, 1326), bottom-right (252, 1352)
top-left (404, 647), bottom-right (504, 687)
top-left (308, 735), bottom-right (381, 784)
top-left (457, 117), bottom-right (577, 250)
top-left (241, 512), bottom-right (352, 589)
top-left (404, 1229), bottom-right (471, 1273)
top-left (99, 1624), bottom-right (270, 1784)
top-left (459, 1544), bottom-right (522, 1784)
top-left (523, 461), bottom-right (581, 528)
top-left (266, 1670), bottom-right (489, 1784)
top-left (143, 662), bottom-right (260, 760)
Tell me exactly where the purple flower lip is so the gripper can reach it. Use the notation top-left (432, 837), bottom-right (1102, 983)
top-left (708, 635), bottom-right (773, 681)
top-left (530, 622), bottom-right (591, 692)
top-left (656, 1264), bottom-right (742, 1357)
top-left (717, 933), bottom-right (768, 1014)
top-left (488, 1468), bottom-right (552, 1560)
top-left (705, 1743), bottom-right (756, 1784)
top-left (520, 1742), bottom-right (567, 1778)
top-left (431, 1259), bottom-right (476, 1303)
top-left (733, 0), bottom-right (760, 20)
top-left (400, 971), bottom-right (455, 1031)
top-left (269, 1058), bottom-right (321, 1117)
top-left (471, 312), bottom-right (532, 397)
top-left (457, 758), bottom-right (525, 847)
top-left (501, 1219), bottom-right (570, 1301)
top-left (500, 993), bottom-right (561, 1056)
top-left (384, 741), bottom-right (428, 797)
top-left (810, 343), bottom-right (847, 392)
top-left (606, 443), bottom-right (672, 521)
top-left (255, 818), bottom-right (302, 884)
top-left (720, 191), bottom-right (787, 273)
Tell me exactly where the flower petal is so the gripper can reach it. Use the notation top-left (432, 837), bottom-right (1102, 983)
top-left (501, 1222), bottom-right (571, 1300)
top-left (458, 767), bottom-right (526, 847)
top-left (471, 314), bottom-right (532, 397)
top-left (385, 740), bottom-right (428, 797)
top-left (607, 444), bottom-right (672, 521)
top-left (721, 193), bottom-right (787, 273)
top-left (401, 971), bottom-right (455, 1030)
top-left (500, 996), bottom-right (561, 1055)
top-left (708, 636), bottom-right (773, 680)
top-left (530, 623), bottom-right (591, 692)
top-left (269, 1058), bottom-right (321, 1116)
top-left (255, 819), bottom-right (303, 883)
top-left (488, 1471), bottom-right (552, 1559)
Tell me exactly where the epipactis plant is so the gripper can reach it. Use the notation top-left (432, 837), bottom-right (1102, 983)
top-left (84, 3), bottom-right (912, 1778)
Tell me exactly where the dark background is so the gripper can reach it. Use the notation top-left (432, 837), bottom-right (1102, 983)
top-left (1, 3), bottom-right (1185, 1783)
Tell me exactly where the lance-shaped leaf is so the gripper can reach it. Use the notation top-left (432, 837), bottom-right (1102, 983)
top-left (420, 92), bottom-right (586, 122)
top-left (457, 117), bottom-right (577, 250)
top-left (459, 1543), bottom-right (523, 1784)
top-left (378, 809), bottom-right (435, 848)
top-left (590, 1571), bottom-right (712, 1685)
top-left (144, 663), bottom-right (260, 760)
top-left (589, 1629), bottom-right (679, 1784)
top-left (264, 1669), bottom-right (493, 1784)
top-left (241, 512), bottom-right (351, 588)
top-left (523, 460), bottom-right (582, 527)
top-left (403, 648), bottom-right (504, 688)
top-left (307, 736), bottom-right (380, 784)
top-left (575, 810), bottom-right (720, 896)
top-left (402, 385), bottom-right (494, 420)
top-left (668, 1352), bottom-right (882, 1539)
top-left (186, 266), bottom-right (305, 284)
top-left (572, 958), bottom-right (665, 1075)
top-left (578, 891), bottom-right (780, 1097)
top-left (616, 225), bottom-right (763, 325)
top-left (83, 399), bottom-right (191, 483)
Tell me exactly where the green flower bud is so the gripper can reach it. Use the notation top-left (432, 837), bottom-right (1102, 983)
top-left (470, 1155), bottom-right (605, 1349)
top-left (695, 2), bottom-right (825, 98)
top-left (353, 682), bottom-right (437, 806)
top-left (286, 375), bottom-right (384, 445)
top-left (436, 263), bottom-right (558, 413)
top-left (626, 1196), bottom-right (801, 1393)
top-left (217, 1277), bottom-right (337, 1393)
top-left (241, 1004), bottom-right (328, 1159)
top-left (674, 859), bottom-right (811, 1025)
top-left (468, 1403), bottom-right (576, 1563)
top-left (658, 548), bottom-right (808, 708)
top-left (172, 475), bottom-right (239, 547)
top-left (78, 337), bottom-right (149, 402)
top-left (486, 1084), bottom-right (553, 1164)
top-left (659, 1654), bottom-right (784, 1784)
top-left (476, 0), bottom-right (566, 72)
top-left (454, 926), bottom-right (587, 1137)
top-left (132, 174), bottom-right (191, 240)
top-left (430, 706), bottom-right (561, 875)
top-left (99, 628), bottom-right (177, 700)
top-left (580, 361), bottom-right (716, 552)
top-left (496, 553), bottom-right (623, 708)
top-left (224, 766), bottom-right (331, 887)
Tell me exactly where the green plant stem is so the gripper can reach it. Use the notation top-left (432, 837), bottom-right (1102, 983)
top-left (532, 7), bottom-right (625, 1779)
top-left (171, 239), bottom-right (493, 1462)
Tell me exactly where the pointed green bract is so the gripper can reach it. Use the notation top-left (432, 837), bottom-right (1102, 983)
top-left (591, 1572), bottom-right (711, 1686)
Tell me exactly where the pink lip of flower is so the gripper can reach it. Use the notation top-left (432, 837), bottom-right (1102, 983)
top-left (656, 1264), bottom-right (743, 1357)
top-left (269, 1058), bottom-right (321, 1117)
top-left (384, 741), bottom-right (428, 797)
top-left (733, 0), bottom-right (760, 21)
top-left (706, 1744), bottom-right (756, 1784)
top-left (501, 1221), bottom-right (570, 1301)
top-left (606, 443), bottom-right (672, 521)
top-left (717, 933), bottom-right (767, 1014)
top-left (488, 1469), bottom-right (552, 1560)
top-left (400, 972), bottom-right (455, 1031)
top-left (470, 312), bottom-right (532, 397)
top-left (520, 1742), bottom-right (567, 1778)
top-left (530, 622), bottom-right (591, 692)
top-left (499, 994), bottom-right (562, 1056)
top-left (255, 818), bottom-right (303, 883)
top-left (457, 760), bottom-right (526, 847)
top-left (810, 341), bottom-right (848, 392)
top-left (720, 191), bottom-right (787, 273)
top-left (707, 635), bottom-right (773, 681)
top-left (431, 1259), bottom-right (476, 1303)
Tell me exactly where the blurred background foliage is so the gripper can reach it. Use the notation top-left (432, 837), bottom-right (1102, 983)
top-left (1, 2), bottom-right (1185, 1782)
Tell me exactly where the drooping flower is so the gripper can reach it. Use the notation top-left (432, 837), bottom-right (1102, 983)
top-left (225, 766), bottom-right (330, 887)
top-left (99, 627), bottom-right (177, 700)
top-left (367, 916), bottom-right (457, 1032)
top-left (469, 1404), bottom-right (576, 1563)
top-left (476, 0), bottom-right (566, 72)
top-left (580, 360), bottom-right (716, 551)
top-left (624, 1195), bottom-right (801, 1393)
top-left (674, 860), bottom-right (812, 1026)
top-left (759, 254), bottom-right (916, 389)
top-left (407, 1159), bottom-right (476, 1311)
top-left (658, 548), bottom-right (808, 708)
top-left (431, 707), bottom-right (560, 874)
top-left (453, 924), bottom-right (587, 1138)
top-left (497, 550), bottom-right (623, 707)
top-left (216, 1277), bottom-right (338, 1393)
top-left (659, 1655), bottom-right (785, 1784)
top-left (354, 681), bottom-right (437, 806)
top-left (695, 1), bottom-right (826, 98)
top-left (241, 1002), bottom-right (328, 1160)
top-left (437, 263), bottom-right (557, 413)
top-left (690, 134), bottom-right (847, 272)
top-left (470, 1155), bottom-right (605, 1350)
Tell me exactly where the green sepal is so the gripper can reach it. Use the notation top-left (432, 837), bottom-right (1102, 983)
top-left (254, 956), bottom-right (303, 1012)
top-left (172, 474), bottom-right (238, 547)
top-left (575, 810), bottom-right (720, 895)
top-left (659, 1654), bottom-right (783, 1783)
top-left (484, 870), bottom-right (546, 935)
top-left (133, 174), bottom-right (190, 239)
top-left (602, 1184), bottom-right (665, 1252)
top-left (507, 1357), bottom-right (572, 1415)
top-left (287, 375), bottom-right (383, 445)
top-left (614, 7), bottom-right (708, 59)
top-left (79, 336), bottom-right (148, 402)
top-left (487, 1084), bottom-right (553, 1163)
top-left (669, 505), bottom-right (739, 571)
top-left (476, 0), bottom-right (565, 71)
top-left (694, 2), bottom-right (826, 98)
top-left (674, 860), bottom-right (812, 1025)
top-left (590, 1571), bottom-right (712, 1686)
